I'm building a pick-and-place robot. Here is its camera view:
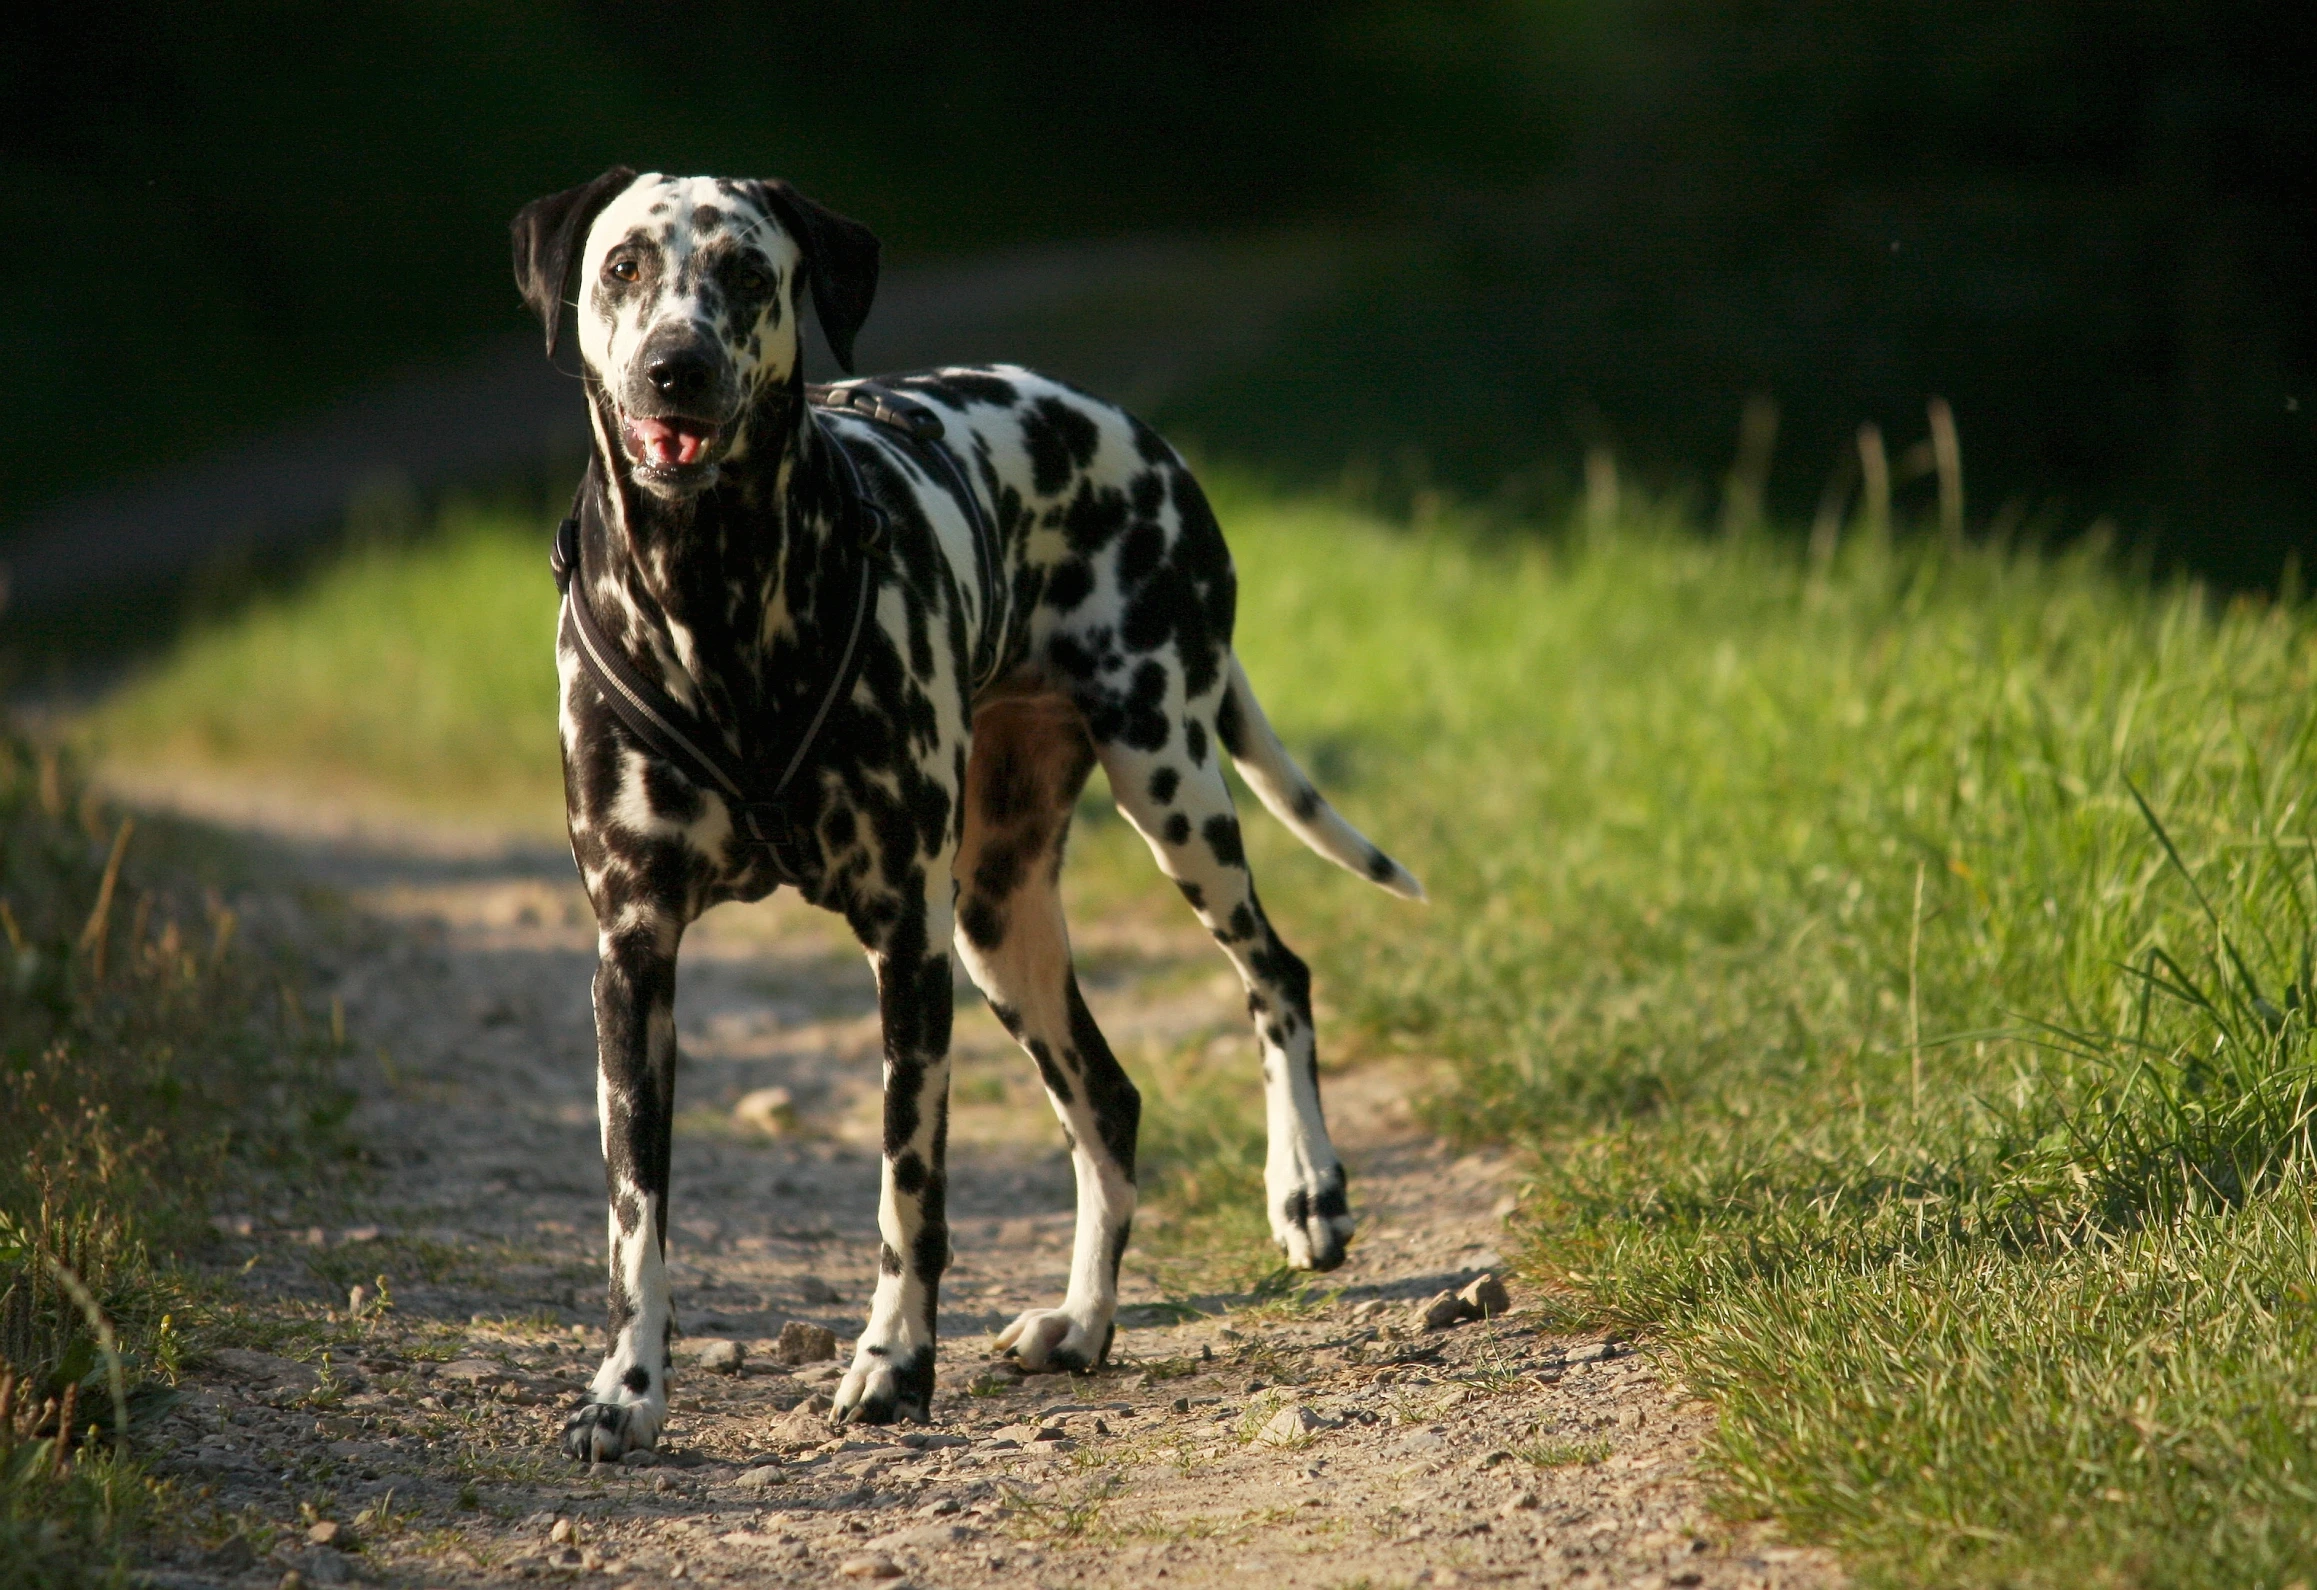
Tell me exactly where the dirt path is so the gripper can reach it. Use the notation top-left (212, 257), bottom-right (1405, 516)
top-left (125, 786), bottom-right (1841, 1590)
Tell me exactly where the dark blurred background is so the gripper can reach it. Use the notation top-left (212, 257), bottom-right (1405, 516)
top-left (5, 0), bottom-right (2313, 603)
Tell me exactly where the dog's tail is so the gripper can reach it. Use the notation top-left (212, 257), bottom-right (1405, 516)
top-left (1220, 655), bottom-right (1425, 902)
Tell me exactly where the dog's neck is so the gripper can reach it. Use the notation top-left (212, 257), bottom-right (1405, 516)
top-left (576, 369), bottom-right (859, 728)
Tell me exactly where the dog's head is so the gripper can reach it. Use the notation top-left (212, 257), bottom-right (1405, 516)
top-left (512, 169), bottom-right (879, 495)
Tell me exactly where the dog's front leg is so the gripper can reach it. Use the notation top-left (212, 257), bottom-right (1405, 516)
top-left (834, 867), bottom-right (956, 1425)
top-left (563, 901), bottom-right (684, 1461)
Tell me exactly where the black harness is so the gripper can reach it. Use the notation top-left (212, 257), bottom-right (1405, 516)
top-left (551, 381), bottom-right (1005, 887)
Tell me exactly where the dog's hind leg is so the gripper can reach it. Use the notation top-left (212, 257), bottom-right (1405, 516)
top-left (1098, 710), bottom-right (1353, 1272)
top-left (563, 897), bottom-right (686, 1461)
top-left (953, 693), bottom-right (1140, 1372)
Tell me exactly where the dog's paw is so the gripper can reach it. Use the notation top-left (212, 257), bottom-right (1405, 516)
top-left (1273, 1171), bottom-right (1354, 1272)
top-left (995, 1306), bottom-right (1112, 1372)
top-left (561, 1396), bottom-right (660, 1462)
top-left (833, 1348), bottom-right (930, 1425)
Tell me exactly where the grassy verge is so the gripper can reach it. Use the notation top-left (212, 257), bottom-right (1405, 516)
top-left (0, 730), bottom-right (348, 1585)
top-left (84, 477), bottom-right (2317, 1585)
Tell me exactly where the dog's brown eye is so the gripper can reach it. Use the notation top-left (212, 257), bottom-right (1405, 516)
top-left (608, 258), bottom-right (640, 283)
top-left (739, 265), bottom-right (771, 295)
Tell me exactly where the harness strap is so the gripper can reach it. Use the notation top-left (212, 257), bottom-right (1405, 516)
top-left (810, 380), bottom-right (1010, 691)
top-left (551, 437), bottom-right (878, 884)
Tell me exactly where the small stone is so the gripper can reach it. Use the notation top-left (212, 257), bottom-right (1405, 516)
top-left (1565, 1340), bottom-right (1615, 1364)
top-left (276, 1574), bottom-right (305, 1590)
top-left (1259, 1405), bottom-right (1335, 1446)
top-left (736, 1464), bottom-right (786, 1490)
top-left (775, 1320), bottom-right (839, 1365)
top-left (837, 1554), bottom-right (901, 1579)
top-left (550, 1518), bottom-right (575, 1544)
top-left (652, 1473), bottom-right (678, 1493)
top-left (1170, 1397), bottom-right (1191, 1414)
top-left (733, 1086), bottom-right (797, 1136)
top-left (1351, 1298), bottom-right (1388, 1321)
top-left (341, 1224), bottom-right (383, 1243)
top-left (697, 1338), bottom-right (745, 1375)
top-left (305, 1520), bottom-right (349, 1549)
top-left (1420, 1291), bottom-right (1476, 1331)
top-left (1500, 1492), bottom-right (1541, 1516)
top-left (1456, 1274), bottom-right (1511, 1319)
top-left (765, 1398), bottom-right (835, 1446)
top-left (620, 1447), bottom-right (660, 1467)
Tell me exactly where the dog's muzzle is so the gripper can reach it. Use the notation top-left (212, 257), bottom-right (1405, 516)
top-left (620, 339), bottom-right (738, 484)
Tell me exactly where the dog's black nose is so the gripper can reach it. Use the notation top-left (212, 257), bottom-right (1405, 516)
top-left (645, 350), bottom-right (714, 404)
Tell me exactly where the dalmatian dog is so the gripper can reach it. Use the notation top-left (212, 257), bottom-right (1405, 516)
top-left (509, 168), bottom-right (1422, 1458)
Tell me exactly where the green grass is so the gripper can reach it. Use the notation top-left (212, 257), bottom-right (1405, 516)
top-left (0, 731), bottom-right (349, 1585)
top-left (91, 505), bottom-right (570, 825)
top-left (85, 477), bottom-right (2317, 1587)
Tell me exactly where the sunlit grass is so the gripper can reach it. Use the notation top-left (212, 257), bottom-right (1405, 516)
top-left (81, 475), bottom-right (2317, 1586)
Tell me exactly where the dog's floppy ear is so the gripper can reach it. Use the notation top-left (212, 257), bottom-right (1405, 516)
top-left (510, 166), bottom-right (638, 359)
top-left (752, 180), bottom-right (880, 374)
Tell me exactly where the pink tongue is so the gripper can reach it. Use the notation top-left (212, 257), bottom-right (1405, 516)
top-left (631, 418), bottom-right (710, 467)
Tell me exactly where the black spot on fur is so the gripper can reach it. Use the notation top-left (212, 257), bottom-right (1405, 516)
top-left (894, 1150), bottom-right (929, 1195)
top-left (1117, 521), bottom-right (1165, 587)
top-left (1022, 397), bottom-right (1100, 495)
top-left (1147, 766), bottom-right (1179, 804)
top-left (1027, 1037), bottom-right (1074, 1105)
top-left (1185, 718), bottom-right (1208, 766)
top-left (1128, 413), bottom-right (1174, 466)
top-left (1176, 879), bottom-right (1205, 911)
top-left (1248, 931), bottom-right (1314, 1026)
top-left (1228, 903), bottom-right (1256, 941)
top-left (1064, 481), bottom-right (1130, 556)
top-left (1202, 814), bottom-right (1244, 868)
top-left (1214, 689), bottom-right (1245, 757)
top-left (1293, 786), bottom-right (1322, 821)
top-left (910, 370), bottom-right (1019, 408)
top-left (1163, 813), bottom-right (1191, 846)
top-left (880, 1241), bottom-right (905, 1276)
top-left (623, 1366), bottom-right (651, 1393)
top-left (1045, 558), bottom-right (1095, 612)
top-left (960, 895), bottom-right (1005, 949)
top-left (1065, 977), bottom-right (1140, 1177)
top-left (1366, 848), bottom-right (1397, 882)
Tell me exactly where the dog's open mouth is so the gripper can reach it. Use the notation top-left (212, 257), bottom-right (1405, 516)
top-left (623, 416), bottom-right (723, 471)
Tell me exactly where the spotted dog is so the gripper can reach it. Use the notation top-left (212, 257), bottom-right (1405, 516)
top-left (510, 168), bottom-right (1422, 1459)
